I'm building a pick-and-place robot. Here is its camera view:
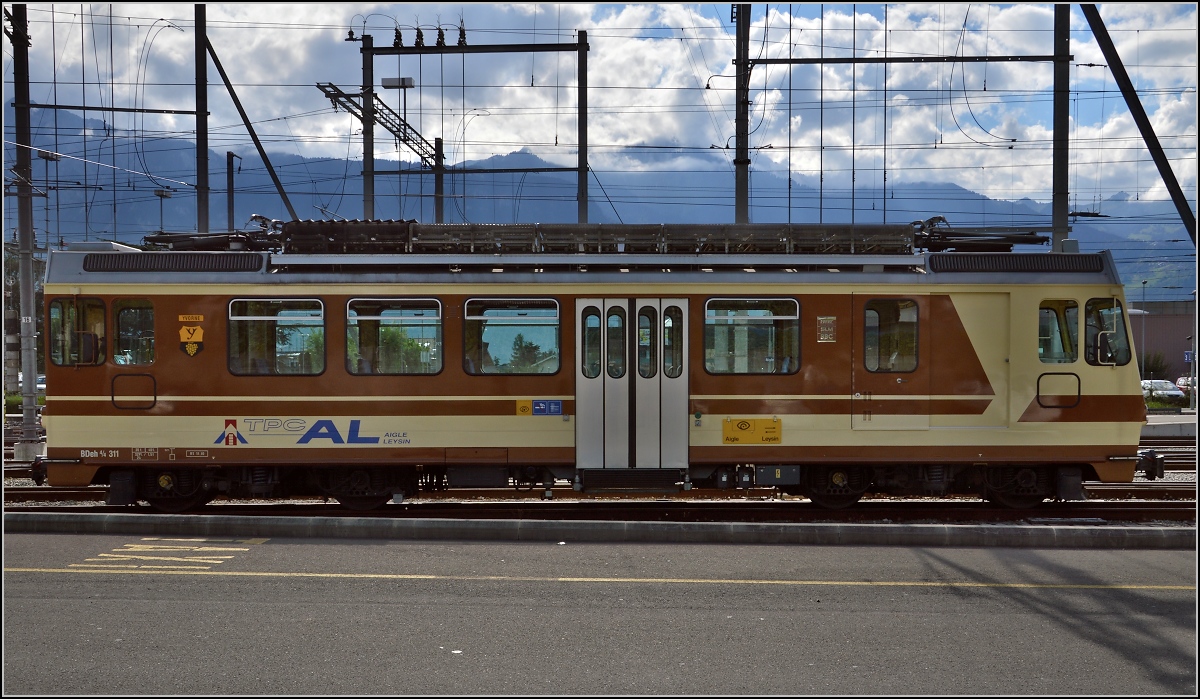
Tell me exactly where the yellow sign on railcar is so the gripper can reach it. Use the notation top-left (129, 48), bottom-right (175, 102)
top-left (722, 418), bottom-right (781, 444)
top-left (179, 325), bottom-right (205, 356)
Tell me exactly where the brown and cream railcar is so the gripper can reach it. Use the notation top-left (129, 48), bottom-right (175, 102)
top-left (35, 233), bottom-right (1159, 512)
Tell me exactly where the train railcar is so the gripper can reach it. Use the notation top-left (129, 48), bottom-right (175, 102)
top-left (33, 220), bottom-right (1162, 512)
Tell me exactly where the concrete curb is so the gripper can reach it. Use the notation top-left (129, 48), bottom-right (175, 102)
top-left (4, 512), bottom-right (1194, 549)
top-left (1142, 421), bottom-right (1197, 437)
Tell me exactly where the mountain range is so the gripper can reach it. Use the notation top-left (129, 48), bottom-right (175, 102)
top-left (8, 108), bottom-right (1195, 300)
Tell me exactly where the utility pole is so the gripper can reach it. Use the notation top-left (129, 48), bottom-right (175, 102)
top-left (1051, 4), bottom-right (1070, 252)
top-left (349, 29), bottom-right (588, 223)
top-left (196, 5), bottom-right (209, 233)
top-left (227, 152), bottom-right (242, 231)
top-left (735, 4), bottom-right (1073, 232)
top-left (362, 32), bottom-right (375, 220)
top-left (733, 5), bottom-right (750, 224)
top-left (578, 30), bottom-right (588, 223)
top-left (4, 4), bottom-right (40, 461)
top-left (1080, 4), bottom-right (1196, 245)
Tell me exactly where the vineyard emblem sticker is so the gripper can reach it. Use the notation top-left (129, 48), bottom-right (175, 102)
top-left (179, 324), bottom-right (204, 355)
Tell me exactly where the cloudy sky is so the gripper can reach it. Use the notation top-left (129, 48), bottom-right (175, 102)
top-left (6, 3), bottom-right (1197, 210)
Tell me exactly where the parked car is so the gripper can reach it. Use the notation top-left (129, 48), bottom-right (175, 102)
top-left (1176, 376), bottom-right (1195, 395)
top-left (1142, 379), bottom-right (1186, 400)
top-left (12, 373), bottom-right (46, 393)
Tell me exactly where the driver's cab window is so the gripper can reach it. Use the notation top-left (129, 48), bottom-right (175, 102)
top-left (49, 297), bottom-right (105, 366)
top-left (1038, 300), bottom-right (1078, 363)
top-left (1084, 298), bottom-right (1132, 366)
top-left (114, 299), bottom-right (155, 365)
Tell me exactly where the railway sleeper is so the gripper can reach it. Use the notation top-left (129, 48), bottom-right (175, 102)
top-left (745, 463), bottom-right (1079, 509)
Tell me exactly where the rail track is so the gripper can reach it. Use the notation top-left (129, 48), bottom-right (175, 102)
top-left (3, 484), bottom-right (1194, 525)
top-left (3, 481), bottom-right (1196, 502)
top-left (1138, 435), bottom-right (1199, 470)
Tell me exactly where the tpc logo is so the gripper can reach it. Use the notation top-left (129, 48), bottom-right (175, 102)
top-left (215, 419), bottom-right (248, 446)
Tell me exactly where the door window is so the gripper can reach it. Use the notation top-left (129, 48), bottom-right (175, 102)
top-left (864, 299), bottom-right (918, 373)
top-left (606, 306), bottom-right (626, 379)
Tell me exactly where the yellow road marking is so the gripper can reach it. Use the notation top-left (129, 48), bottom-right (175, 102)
top-left (93, 556), bottom-right (230, 563)
top-left (119, 545), bottom-right (250, 552)
top-left (142, 537), bottom-right (268, 545)
top-left (3, 567), bottom-right (1193, 590)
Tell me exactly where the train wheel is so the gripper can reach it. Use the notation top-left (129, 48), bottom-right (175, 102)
top-left (334, 494), bottom-right (391, 511)
top-left (321, 468), bottom-right (392, 511)
top-left (985, 490), bottom-right (1046, 509)
top-left (984, 467), bottom-right (1048, 509)
top-left (805, 467), bottom-right (868, 509)
top-left (142, 470), bottom-right (212, 513)
top-left (144, 492), bottom-right (214, 513)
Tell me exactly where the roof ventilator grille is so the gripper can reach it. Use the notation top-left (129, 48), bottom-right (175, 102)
top-left (928, 253), bottom-right (1104, 274)
top-left (83, 252), bottom-right (264, 273)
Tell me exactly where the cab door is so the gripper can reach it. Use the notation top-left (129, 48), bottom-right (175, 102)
top-left (852, 295), bottom-right (930, 430)
top-left (576, 299), bottom-right (688, 468)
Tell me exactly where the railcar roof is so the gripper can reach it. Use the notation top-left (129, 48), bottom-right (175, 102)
top-left (44, 245), bottom-right (1123, 288)
top-left (46, 219), bottom-right (1114, 286)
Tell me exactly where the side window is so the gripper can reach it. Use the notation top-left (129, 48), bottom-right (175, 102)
top-left (464, 299), bottom-right (560, 375)
top-left (704, 298), bottom-right (799, 374)
top-left (229, 299), bottom-right (325, 375)
top-left (347, 299), bottom-right (441, 375)
top-left (48, 297), bottom-right (105, 366)
top-left (1038, 300), bottom-right (1079, 364)
top-left (1085, 298), bottom-right (1132, 366)
top-left (864, 299), bottom-right (918, 372)
top-left (114, 300), bottom-right (155, 365)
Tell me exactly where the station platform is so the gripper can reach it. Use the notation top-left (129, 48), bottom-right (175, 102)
top-left (1144, 410), bottom-right (1197, 437)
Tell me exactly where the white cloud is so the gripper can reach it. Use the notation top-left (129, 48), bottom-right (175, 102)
top-left (6, 2), bottom-right (1195, 203)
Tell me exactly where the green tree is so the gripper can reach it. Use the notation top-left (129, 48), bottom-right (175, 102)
top-left (1140, 351), bottom-right (1173, 380)
top-left (380, 327), bottom-right (426, 372)
top-left (509, 333), bottom-right (541, 372)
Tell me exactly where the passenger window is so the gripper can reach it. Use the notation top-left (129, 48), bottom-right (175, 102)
top-left (228, 299), bottom-right (325, 375)
top-left (1084, 298), bottom-right (1132, 366)
top-left (114, 300), bottom-right (155, 365)
top-left (464, 299), bottom-right (560, 375)
top-left (347, 299), bottom-right (441, 375)
top-left (1038, 300), bottom-right (1078, 363)
top-left (581, 307), bottom-right (602, 379)
top-left (48, 297), bottom-right (105, 366)
top-left (864, 299), bottom-right (918, 372)
top-left (704, 298), bottom-right (799, 374)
